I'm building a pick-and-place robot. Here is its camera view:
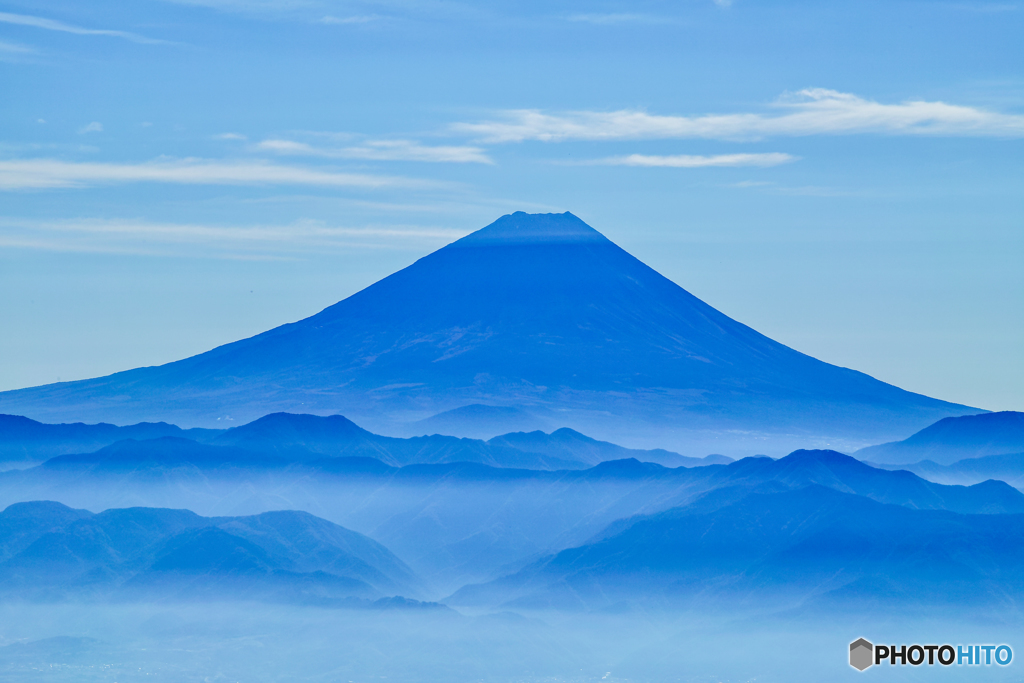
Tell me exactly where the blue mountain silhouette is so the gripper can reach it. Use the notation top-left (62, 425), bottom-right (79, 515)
top-left (4, 447), bottom-right (1020, 594)
top-left (28, 432), bottom-right (1020, 517)
top-left (856, 410), bottom-right (1024, 464)
top-left (13, 412), bottom-right (714, 471)
top-left (0, 413), bottom-right (219, 467)
top-left (0, 501), bottom-right (422, 603)
top-left (874, 451), bottom-right (1024, 489)
top-left (0, 212), bottom-right (975, 451)
top-left (447, 484), bottom-right (1024, 612)
top-left (414, 404), bottom-right (552, 439)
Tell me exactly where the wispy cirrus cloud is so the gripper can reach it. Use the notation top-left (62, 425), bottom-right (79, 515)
top-left (319, 15), bottom-right (377, 24)
top-left (590, 152), bottom-right (796, 168)
top-left (0, 158), bottom-right (440, 191)
top-left (0, 39), bottom-right (34, 53)
top-left (0, 217), bottom-right (466, 257)
top-left (454, 89), bottom-right (1024, 142)
top-left (161, 0), bottom-right (399, 21)
top-left (0, 11), bottom-right (170, 45)
top-left (565, 13), bottom-right (677, 25)
top-left (161, 0), bottom-right (317, 10)
top-left (257, 138), bottom-right (494, 164)
top-left (0, 38), bottom-right (36, 62)
top-left (945, 3), bottom-right (1018, 11)
top-left (729, 181), bottom-right (861, 197)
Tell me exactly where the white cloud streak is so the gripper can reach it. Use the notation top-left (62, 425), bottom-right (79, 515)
top-left (3, 217), bottom-right (462, 242)
top-left (257, 138), bottom-right (494, 164)
top-left (945, 3), bottom-right (1019, 12)
top-left (454, 89), bottom-right (1024, 142)
top-left (78, 122), bottom-right (103, 134)
top-left (0, 217), bottom-right (467, 257)
top-left (0, 39), bottom-right (34, 53)
top-left (0, 11), bottom-right (169, 45)
top-left (566, 13), bottom-right (674, 25)
top-left (593, 152), bottom-right (796, 168)
top-left (0, 158), bottom-right (439, 191)
top-left (160, 0), bottom-right (312, 10)
top-left (319, 15), bottom-right (377, 24)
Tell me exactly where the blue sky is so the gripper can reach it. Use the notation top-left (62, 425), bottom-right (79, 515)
top-left (1, 0), bottom-right (1022, 413)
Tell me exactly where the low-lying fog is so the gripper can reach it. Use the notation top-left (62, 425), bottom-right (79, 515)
top-left (1, 602), bottom-right (1016, 683)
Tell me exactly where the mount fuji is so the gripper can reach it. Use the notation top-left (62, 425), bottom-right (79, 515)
top-left (0, 212), bottom-right (977, 454)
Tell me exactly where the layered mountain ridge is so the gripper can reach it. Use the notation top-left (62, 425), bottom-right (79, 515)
top-left (1, 411), bottom-right (720, 471)
top-left (4, 433), bottom-right (1021, 593)
top-left (856, 411), bottom-right (1024, 464)
top-left (0, 501), bottom-right (424, 604)
top-left (446, 484), bottom-right (1024, 612)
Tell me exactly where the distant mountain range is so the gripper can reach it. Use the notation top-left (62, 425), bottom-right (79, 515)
top-left (0, 500), bottom-right (426, 605)
top-left (0, 412), bottom-right (725, 471)
top-left (0, 212), bottom-right (979, 454)
top-left (447, 484), bottom-right (1024, 612)
top-left (875, 452), bottom-right (1024, 490)
top-left (0, 414), bottom-right (218, 470)
top-left (3, 445), bottom-right (1020, 594)
top-left (414, 404), bottom-right (553, 440)
top-left (3, 410), bottom-right (1022, 605)
top-left (208, 412), bottom-right (721, 469)
top-left (855, 411), bottom-right (1024, 465)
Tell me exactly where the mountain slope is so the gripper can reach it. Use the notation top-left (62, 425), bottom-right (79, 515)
top-left (856, 411), bottom-right (1024, 464)
top-left (679, 449), bottom-right (1024, 516)
top-left (875, 452), bottom-right (1024, 489)
top-left (0, 501), bottom-right (422, 602)
top-left (415, 404), bottom-right (552, 439)
top-left (0, 212), bottom-right (977, 453)
top-left (447, 485), bottom-right (1024, 611)
top-left (0, 414), bottom-right (221, 469)
top-left (488, 428), bottom-right (729, 468)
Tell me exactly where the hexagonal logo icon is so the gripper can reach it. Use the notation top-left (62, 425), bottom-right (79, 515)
top-left (850, 638), bottom-right (874, 671)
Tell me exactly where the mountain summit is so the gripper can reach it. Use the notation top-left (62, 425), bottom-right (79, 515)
top-left (0, 212), bottom-right (975, 453)
top-left (452, 211), bottom-right (609, 246)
